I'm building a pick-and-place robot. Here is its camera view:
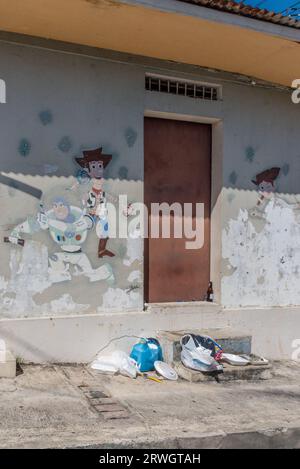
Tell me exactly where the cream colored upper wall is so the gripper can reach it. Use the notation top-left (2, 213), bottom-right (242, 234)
top-left (0, 0), bottom-right (299, 87)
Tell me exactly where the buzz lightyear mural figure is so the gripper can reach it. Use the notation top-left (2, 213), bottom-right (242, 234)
top-left (4, 196), bottom-right (114, 284)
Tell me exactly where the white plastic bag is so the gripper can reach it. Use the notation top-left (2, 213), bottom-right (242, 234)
top-left (118, 351), bottom-right (139, 379)
top-left (91, 350), bottom-right (138, 379)
top-left (91, 354), bottom-right (119, 374)
top-left (180, 334), bottom-right (223, 373)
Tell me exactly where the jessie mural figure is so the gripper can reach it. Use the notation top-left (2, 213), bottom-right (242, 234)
top-left (75, 147), bottom-right (115, 258)
top-left (252, 167), bottom-right (280, 206)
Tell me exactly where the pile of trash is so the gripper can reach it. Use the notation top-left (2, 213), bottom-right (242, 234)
top-left (91, 337), bottom-right (178, 382)
top-left (90, 333), bottom-right (268, 382)
top-left (180, 333), bottom-right (268, 376)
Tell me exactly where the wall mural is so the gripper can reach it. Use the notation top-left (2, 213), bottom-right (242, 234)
top-left (4, 193), bottom-right (114, 284)
top-left (1, 146), bottom-right (143, 317)
top-left (75, 148), bottom-right (115, 259)
top-left (223, 166), bottom-right (300, 307)
top-left (250, 167), bottom-right (280, 218)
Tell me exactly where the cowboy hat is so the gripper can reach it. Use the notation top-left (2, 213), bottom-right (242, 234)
top-left (252, 167), bottom-right (280, 186)
top-left (75, 147), bottom-right (112, 169)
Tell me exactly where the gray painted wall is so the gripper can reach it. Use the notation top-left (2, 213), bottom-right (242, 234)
top-left (0, 39), bottom-right (300, 318)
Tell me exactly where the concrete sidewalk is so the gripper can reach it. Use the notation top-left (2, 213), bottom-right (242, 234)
top-left (0, 362), bottom-right (299, 449)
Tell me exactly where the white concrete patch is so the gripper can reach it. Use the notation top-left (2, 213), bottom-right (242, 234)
top-left (222, 197), bottom-right (300, 307)
top-left (0, 277), bottom-right (8, 291)
top-left (49, 294), bottom-right (89, 314)
top-left (99, 287), bottom-right (142, 312)
top-left (123, 228), bottom-right (143, 266)
top-left (127, 270), bottom-right (142, 283)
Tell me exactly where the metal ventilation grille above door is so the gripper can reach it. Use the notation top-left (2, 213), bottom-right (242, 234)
top-left (145, 74), bottom-right (221, 101)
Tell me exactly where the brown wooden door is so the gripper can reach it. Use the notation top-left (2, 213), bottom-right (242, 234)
top-left (144, 117), bottom-right (211, 303)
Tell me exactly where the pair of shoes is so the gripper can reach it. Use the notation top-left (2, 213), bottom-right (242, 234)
top-left (98, 249), bottom-right (115, 258)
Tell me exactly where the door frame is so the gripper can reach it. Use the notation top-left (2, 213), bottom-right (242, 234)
top-left (144, 110), bottom-right (223, 305)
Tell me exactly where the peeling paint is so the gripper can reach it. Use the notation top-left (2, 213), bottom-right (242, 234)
top-left (0, 276), bottom-right (8, 291)
top-left (222, 197), bottom-right (300, 307)
top-left (123, 227), bottom-right (143, 266)
top-left (49, 294), bottom-right (89, 314)
top-left (0, 241), bottom-right (51, 315)
top-left (127, 270), bottom-right (142, 283)
top-left (0, 241), bottom-right (90, 317)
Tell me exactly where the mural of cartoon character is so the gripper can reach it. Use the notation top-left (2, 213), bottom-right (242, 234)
top-left (4, 196), bottom-right (114, 283)
top-left (252, 167), bottom-right (280, 201)
top-left (75, 148), bottom-right (116, 259)
top-left (223, 164), bottom-right (300, 307)
top-left (250, 167), bottom-right (280, 218)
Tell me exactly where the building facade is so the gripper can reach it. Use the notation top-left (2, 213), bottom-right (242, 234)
top-left (0, 0), bottom-right (300, 362)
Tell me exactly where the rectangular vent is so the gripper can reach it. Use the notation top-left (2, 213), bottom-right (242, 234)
top-left (145, 74), bottom-right (220, 101)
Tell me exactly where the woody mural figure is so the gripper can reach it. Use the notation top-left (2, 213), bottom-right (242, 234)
top-left (75, 148), bottom-right (115, 258)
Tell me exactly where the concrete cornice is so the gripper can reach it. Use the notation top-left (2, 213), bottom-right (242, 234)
top-left (123, 0), bottom-right (300, 41)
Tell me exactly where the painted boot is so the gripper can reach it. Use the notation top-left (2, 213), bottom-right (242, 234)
top-left (98, 238), bottom-right (115, 258)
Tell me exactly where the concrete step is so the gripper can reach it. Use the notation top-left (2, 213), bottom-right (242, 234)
top-left (157, 328), bottom-right (252, 364)
top-left (147, 301), bottom-right (220, 315)
top-left (0, 350), bottom-right (16, 378)
top-left (174, 361), bottom-right (272, 382)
